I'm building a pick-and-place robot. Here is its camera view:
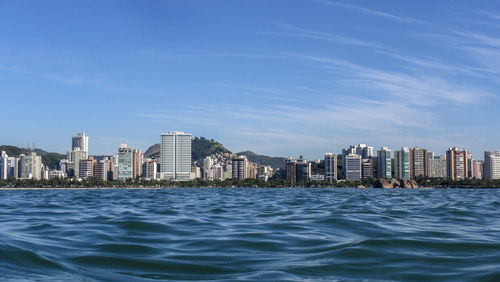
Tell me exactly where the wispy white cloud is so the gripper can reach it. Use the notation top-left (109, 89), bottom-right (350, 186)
top-left (319, 0), bottom-right (428, 25)
top-left (261, 22), bottom-right (387, 50)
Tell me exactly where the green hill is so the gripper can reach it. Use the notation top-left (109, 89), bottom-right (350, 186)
top-left (0, 145), bottom-right (65, 169)
top-left (236, 151), bottom-right (285, 169)
top-left (144, 136), bottom-right (232, 162)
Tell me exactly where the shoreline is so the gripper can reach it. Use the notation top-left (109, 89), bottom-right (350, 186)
top-left (0, 186), bottom-right (497, 190)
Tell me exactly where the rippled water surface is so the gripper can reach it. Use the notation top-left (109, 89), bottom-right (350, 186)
top-left (1, 188), bottom-right (500, 281)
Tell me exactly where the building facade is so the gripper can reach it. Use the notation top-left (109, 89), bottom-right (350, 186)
top-left (118, 144), bottom-right (133, 180)
top-left (394, 147), bottom-right (411, 180)
top-left (232, 156), bottom-right (248, 180)
top-left (377, 147), bottom-right (391, 179)
top-left (446, 147), bottom-right (468, 180)
top-left (484, 151), bottom-right (500, 180)
top-left (72, 133), bottom-right (89, 152)
top-left (324, 153), bottom-right (337, 183)
top-left (160, 131), bottom-right (192, 181)
top-left (345, 154), bottom-right (362, 181)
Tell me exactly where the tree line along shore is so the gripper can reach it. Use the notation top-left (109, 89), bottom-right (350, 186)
top-left (1, 177), bottom-right (500, 189)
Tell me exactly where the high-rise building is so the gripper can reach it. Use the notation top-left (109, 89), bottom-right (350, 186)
top-left (232, 156), bottom-right (248, 179)
top-left (342, 144), bottom-right (373, 174)
top-left (362, 158), bottom-right (373, 180)
top-left (19, 152), bottom-right (42, 180)
top-left (79, 159), bottom-right (93, 179)
top-left (67, 148), bottom-right (87, 178)
top-left (394, 147), bottom-right (411, 179)
top-left (410, 147), bottom-right (428, 178)
top-left (72, 133), bottom-right (89, 152)
top-left (284, 158), bottom-right (297, 184)
top-left (93, 160), bottom-right (109, 181)
top-left (133, 149), bottom-right (144, 179)
top-left (7, 156), bottom-right (18, 179)
top-left (0, 151), bottom-right (8, 180)
top-left (118, 144), bottom-right (133, 180)
top-left (324, 153), bottom-right (337, 183)
top-left (143, 160), bottom-right (158, 180)
top-left (377, 147), bottom-right (392, 179)
top-left (484, 151), bottom-right (500, 180)
top-left (203, 156), bottom-right (214, 179)
top-left (296, 160), bottom-right (311, 183)
top-left (429, 155), bottom-right (447, 178)
top-left (160, 131), bottom-right (192, 181)
top-left (470, 160), bottom-right (483, 180)
top-left (446, 147), bottom-right (468, 180)
top-left (345, 154), bottom-right (362, 181)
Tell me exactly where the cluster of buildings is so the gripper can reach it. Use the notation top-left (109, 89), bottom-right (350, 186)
top-left (1, 134), bottom-right (500, 183)
top-left (312, 145), bottom-right (500, 183)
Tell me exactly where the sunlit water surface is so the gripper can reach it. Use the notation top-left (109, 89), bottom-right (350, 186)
top-left (1, 188), bottom-right (499, 281)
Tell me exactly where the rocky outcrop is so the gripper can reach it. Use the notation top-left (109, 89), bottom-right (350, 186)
top-left (357, 185), bottom-right (366, 188)
top-left (410, 180), bottom-right (419, 188)
top-left (391, 178), bottom-right (401, 188)
top-left (401, 179), bottom-right (412, 188)
top-left (374, 178), bottom-right (392, 188)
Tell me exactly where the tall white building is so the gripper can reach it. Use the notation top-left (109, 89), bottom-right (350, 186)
top-left (0, 151), bottom-right (8, 180)
top-left (72, 133), bottom-right (89, 152)
top-left (19, 152), bottom-right (42, 180)
top-left (67, 148), bottom-right (87, 178)
top-left (484, 151), bottom-right (500, 180)
top-left (345, 154), bottom-right (362, 181)
top-left (160, 131), bottom-right (192, 181)
top-left (324, 153), bottom-right (337, 183)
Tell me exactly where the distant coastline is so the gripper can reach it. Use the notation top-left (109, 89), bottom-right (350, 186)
top-left (1, 178), bottom-right (499, 189)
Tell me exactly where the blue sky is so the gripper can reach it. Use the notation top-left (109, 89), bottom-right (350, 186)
top-left (1, 0), bottom-right (499, 159)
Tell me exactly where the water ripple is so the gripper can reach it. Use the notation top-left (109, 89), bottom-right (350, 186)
top-left (0, 188), bottom-right (500, 281)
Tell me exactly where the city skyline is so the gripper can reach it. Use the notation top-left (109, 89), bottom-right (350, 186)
top-left (1, 1), bottom-right (499, 159)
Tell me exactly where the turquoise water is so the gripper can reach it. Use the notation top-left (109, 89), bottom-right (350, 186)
top-left (0, 188), bottom-right (499, 281)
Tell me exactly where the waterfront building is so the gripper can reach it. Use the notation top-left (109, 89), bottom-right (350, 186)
top-left (345, 154), bottom-right (362, 181)
top-left (0, 151), bottom-right (8, 180)
top-left (410, 147), bottom-right (428, 178)
top-left (117, 144), bottom-right (133, 180)
top-left (446, 147), bottom-right (468, 180)
top-left (160, 131), bottom-right (192, 181)
top-left (257, 166), bottom-right (272, 182)
top-left (377, 147), bottom-right (392, 179)
top-left (470, 160), bottom-right (483, 180)
top-left (18, 152), bottom-right (42, 180)
top-left (232, 156), bottom-right (248, 180)
top-left (284, 158), bottom-right (297, 184)
top-left (428, 155), bottom-right (447, 178)
top-left (362, 158), bottom-right (373, 180)
top-left (484, 151), bottom-right (500, 180)
top-left (67, 148), bottom-right (87, 179)
top-left (191, 166), bottom-right (201, 179)
top-left (7, 156), bottom-right (18, 179)
top-left (79, 159), bottom-right (93, 179)
top-left (324, 153), bottom-right (337, 183)
top-left (72, 133), bottom-right (89, 153)
top-left (203, 156), bottom-right (214, 179)
top-left (48, 170), bottom-right (66, 179)
top-left (142, 160), bottom-right (157, 180)
top-left (342, 144), bottom-right (373, 174)
top-left (213, 164), bottom-right (224, 180)
top-left (133, 149), bottom-right (144, 179)
top-left (93, 160), bottom-right (109, 181)
top-left (296, 160), bottom-right (312, 183)
top-left (394, 147), bottom-right (411, 180)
